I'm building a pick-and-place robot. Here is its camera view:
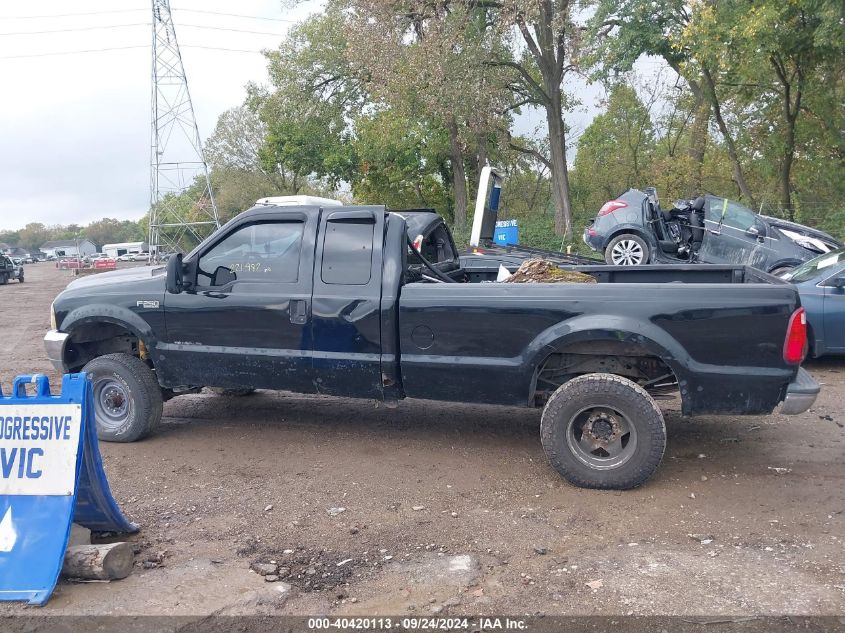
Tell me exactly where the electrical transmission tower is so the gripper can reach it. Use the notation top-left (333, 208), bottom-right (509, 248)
top-left (149, 0), bottom-right (219, 258)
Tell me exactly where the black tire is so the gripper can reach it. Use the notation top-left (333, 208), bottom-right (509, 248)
top-left (604, 233), bottom-right (650, 266)
top-left (0, 274), bottom-right (7, 285)
top-left (540, 373), bottom-right (666, 489)
top-left (208, 387), bottom-right (256, 397)
top-left (17, 273), bottom-right (23, 283)
top-left (82, 353), bottom-right (163, 442)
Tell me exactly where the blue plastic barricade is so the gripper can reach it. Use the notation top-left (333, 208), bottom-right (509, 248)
top-left (0, 373), bottom-right (138, 605)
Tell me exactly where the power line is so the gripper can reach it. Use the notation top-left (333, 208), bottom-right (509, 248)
top-left (0, 45), bottom-right (148, 59)
top-left (179, 23), bottom-right (288, 37)
top-left (0, 7), bottom-right (294, 23)
top-left (0, 44), bottom-right (267, 60)
top-left (183, 45), bottom-right (267, 54)
top-left (175, 8), bottom-right (295, 23)
top-left (0, 23), bottom-right (147, 36)
top-left (0, 8), bottom-right (146, 20)
top-left (1, 23), bottom-right (288, 38)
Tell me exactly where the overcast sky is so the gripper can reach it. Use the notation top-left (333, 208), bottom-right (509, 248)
top-left (0, 1), bottom-right (664, 232)
top-left (0, 0), bottom-right (323, 231)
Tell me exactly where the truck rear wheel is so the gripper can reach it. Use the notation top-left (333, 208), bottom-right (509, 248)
top-left (82, 353), bottom-right (163, 443)
top-left (540, 373), bottom-right (666, 489)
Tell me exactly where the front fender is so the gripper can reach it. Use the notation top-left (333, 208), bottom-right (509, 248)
top-left (60, 303), bottom-right (158, 358)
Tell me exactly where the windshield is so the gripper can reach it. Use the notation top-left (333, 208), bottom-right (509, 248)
top-left (784, 248), bottom-right (845, 283)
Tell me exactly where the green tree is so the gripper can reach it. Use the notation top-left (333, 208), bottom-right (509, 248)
top-left (573, 83), bottom-right (656, 211)
top-left (688, 0), bottom-right (845, 217)
top-left (255, 4), bottom-right (361, 190)
top-left (345, 0), bottom-right (512, 228)
top-left (489, 0), bottom-right (582, 238)
top-left (17, 223), bottom-right (51, 253)
top-left (588, 0), bottom-right (756, 205)
top-left (351, 109), bottom-right (451, 213)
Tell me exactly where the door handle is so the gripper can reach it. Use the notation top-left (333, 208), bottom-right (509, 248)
top-left (290, 299), bottom-right (308, 325)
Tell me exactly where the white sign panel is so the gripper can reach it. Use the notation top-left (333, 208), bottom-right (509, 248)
top-left (0, 404), bottom-right (82, 496)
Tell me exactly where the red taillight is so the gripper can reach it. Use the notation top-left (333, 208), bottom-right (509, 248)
top-left (783, 308), bottom-right (807, 364)
top-left (598, 200), bottom-right (627, 216)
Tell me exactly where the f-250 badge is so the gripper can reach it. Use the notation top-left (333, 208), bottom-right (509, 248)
top-left (136, 300), bottom-right (160, 309)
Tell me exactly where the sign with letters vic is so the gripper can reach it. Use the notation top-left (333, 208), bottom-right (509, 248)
top-left (0, 404), bottom-right (82, 495)
top-left (0, 373), bottom-right (137, 605)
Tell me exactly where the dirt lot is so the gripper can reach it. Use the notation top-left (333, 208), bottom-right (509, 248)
top-left (2, 262), bottom-right (844, 617)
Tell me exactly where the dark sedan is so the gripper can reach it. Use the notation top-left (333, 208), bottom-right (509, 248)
top-left (782, 249), bottom-right (845, 357)
top-left (584, 189), bottom-right (842, 275)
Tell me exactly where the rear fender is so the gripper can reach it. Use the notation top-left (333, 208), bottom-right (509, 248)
top-left (524, 314), bottom-right (689, 400)
top-left (767, 258), bottom-right (803, 273)
top-left (603, 226), bottom-right (656, 252)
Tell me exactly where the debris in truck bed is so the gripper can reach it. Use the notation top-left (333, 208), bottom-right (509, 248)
top-left (503, 258), bottom-right (596, 284)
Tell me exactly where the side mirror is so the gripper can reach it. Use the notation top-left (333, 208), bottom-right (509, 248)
top-left (746, 226), bottom-right (759, 237)
top-left (166, 253), bottom-right (184, 294)
top-left (212, 266), bottom-right (236, 287)
top-left (831, 276), bottom-right (845, 289)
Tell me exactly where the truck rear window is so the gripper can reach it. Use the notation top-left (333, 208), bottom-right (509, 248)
top-left (321, 219), bottom-right (374, 285)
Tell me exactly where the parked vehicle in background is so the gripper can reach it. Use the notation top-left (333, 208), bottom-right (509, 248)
top-left (56, 258), bottom-right (84, 270)
top-left (0, 255), bottom-right (23, 283)
top-left (116, 253), bottom-right (135, 262)
top-left (92, 255), bottom-right (118, 271)
top-left (45, 196), bottom-right (818, 490)
top-left (584, 189), bottom-right (842, 275)
top-left (781, 249), bottom-right (845, 357)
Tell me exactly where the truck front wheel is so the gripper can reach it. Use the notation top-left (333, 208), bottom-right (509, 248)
top-left (82, 353), bottom-right (163, 442)
top-left (540, 373), bottom-right (666, 489)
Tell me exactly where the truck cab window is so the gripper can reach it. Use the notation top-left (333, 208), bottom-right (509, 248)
top-left (408, 224), bottom-right (456, 265)
top-left (321, 219), bottom-right (374, 285)
top-left (195, 221), bottom-right (304, 288)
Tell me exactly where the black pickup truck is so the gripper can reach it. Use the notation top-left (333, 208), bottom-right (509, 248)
top-left (44, 202), bottom-right (819, 489)
top-left (0, 255), bottom-right (23, 284)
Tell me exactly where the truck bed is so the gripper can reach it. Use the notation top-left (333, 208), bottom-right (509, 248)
top-left (461, 262), bottom-right (785, 285)
top-left (397, 263), bottom-right (798, 415)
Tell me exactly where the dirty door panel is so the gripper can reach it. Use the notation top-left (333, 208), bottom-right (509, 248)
top-left (309, 208), bottom-right (385, 398)
top-left (699, 198), bottom-right (775, 269)
top-left (161, 212), bottom-right (318, 391)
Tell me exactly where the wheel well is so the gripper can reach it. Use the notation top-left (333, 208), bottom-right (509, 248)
top-left (604, 228), bottom-right (652, 251)
top-left (767, 260), bottom-right (800, 274)
top-left (533, 341), bottom-right (678, 406)
top-left (65, 322), bottom-right (151, 373)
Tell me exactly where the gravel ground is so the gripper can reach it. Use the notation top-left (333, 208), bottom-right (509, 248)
top-left (1, 262), bottom-right (844, 616)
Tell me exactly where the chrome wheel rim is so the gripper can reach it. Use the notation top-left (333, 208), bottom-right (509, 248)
top-left (566, 406), bottom-right (637, 470)
top-left (610, 239), bottom-right (644, 265)
top-left (93, 376), bottom-right (131, 430)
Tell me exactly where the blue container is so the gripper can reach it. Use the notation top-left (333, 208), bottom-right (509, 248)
top-left (493, 220), bottom-right (519, 246)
